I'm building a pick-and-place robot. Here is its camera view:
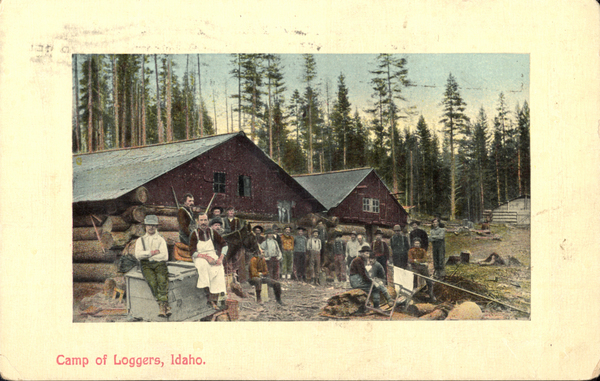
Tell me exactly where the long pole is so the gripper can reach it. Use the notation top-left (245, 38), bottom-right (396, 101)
top-left (415, 273), bottom-right (530, 315)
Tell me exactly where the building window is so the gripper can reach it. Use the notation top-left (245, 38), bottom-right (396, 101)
top-left (213, 172), bottom-right (226, 193)
top-left (363, 198), bottom-right (380, 213)
top-left (238, 175), bottom-right (251, 197)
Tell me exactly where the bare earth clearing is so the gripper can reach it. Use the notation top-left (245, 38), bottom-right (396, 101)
top-left (73, 224), bottom-right (530, 322)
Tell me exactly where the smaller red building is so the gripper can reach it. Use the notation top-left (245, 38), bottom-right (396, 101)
top-left (293, 168), bottom-right (408, 228)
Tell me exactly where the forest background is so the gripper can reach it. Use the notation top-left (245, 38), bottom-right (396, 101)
top-left (72, 53), bottom-right (530, 222)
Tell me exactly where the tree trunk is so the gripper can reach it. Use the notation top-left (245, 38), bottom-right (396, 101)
top-left (73, 236), bottom-right (114, 255)
top-left (166, 56), bottom-right (173, 142)
top-left (87, 55), bottom-right (93, 152)
top-left (198, 55), bottom-right (204, 137)
top-left (154, 54), bottom-right (164, 143)
top-left (73, 247), bottom-right (118, 263)
top-left (73, 227), bottom-right (108, 241)
top-left (73, 263), bottom-right (119, 282)
top-left (121, 205), bottom-right (147, 224)
top-left (141, 54), bottom-right (147, 145)
top-left (112, 56), bottom-right (119, 148)
top-left (73, 54), bottom-right (81, 152)
top-left (102, 216), bottom-right (131, 232)
top-left (121, 186), bottom-right (149, 204)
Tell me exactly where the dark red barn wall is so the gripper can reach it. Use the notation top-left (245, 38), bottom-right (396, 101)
top-left (142, 135), bottom-right (322, 217)
top-left (329, 171), bottom-right (407, 227)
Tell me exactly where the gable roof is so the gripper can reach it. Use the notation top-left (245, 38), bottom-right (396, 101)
top-left (73, 133), bottom-right (240, 203)
top-left (293, 168), bottom-right (374, 210)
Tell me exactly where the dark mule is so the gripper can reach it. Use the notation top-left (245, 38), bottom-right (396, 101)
top-left (222, 223), bottom-right (260, 283)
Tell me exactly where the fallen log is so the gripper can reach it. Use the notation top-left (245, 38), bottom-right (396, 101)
top-left (111, 224), bottom-right (146, 247)
top-left (121, 205), bottom-right (147, 224)
top-left (73, 235), bottom-right (114, 254)
top-left (474, 235), bottom-right (501, 241)
top-left (102, 216), bottom-right (131, 233)
top-left (419, 309), bottom-right (446, 320)
top-left (73, 214), bottom-right (107, 228)
top-left (73, 263), bottom-right (119, 282)
top-left (121, 186), bottom-right (149, 204)
top-left (73, 249), bottom-right (118, 263)
top-left (406, 303), bottom-right (438, 317)
top-left (73, 227), bottom-right (103, 241)
top-left (329, 225), bottom-right (367, 236)
top-left (157, 216), bottom-right (180, 231)
top-left (142, 205), bottom-right (179, 217)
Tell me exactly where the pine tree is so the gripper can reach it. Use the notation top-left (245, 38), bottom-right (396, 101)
top-left (370, 54), bottom-right (411, 193)
top-left (330, 73), bottom-right (352, 170)
top-left (302, 54), bottom-right (318, 173)
top-left (440, 73), bottom-right (469, 220)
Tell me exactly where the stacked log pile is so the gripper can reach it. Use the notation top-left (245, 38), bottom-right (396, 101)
top-left (72, 187), bottom-right (188, 291)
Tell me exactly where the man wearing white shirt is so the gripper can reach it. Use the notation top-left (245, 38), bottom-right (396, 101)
top-left (135, 215), bottom-right (171, 318)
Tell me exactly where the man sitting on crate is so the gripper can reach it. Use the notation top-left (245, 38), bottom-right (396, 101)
top-left (248, 248), bottom-right (283, 305)
top-left (349, 246), bottom-right (392, 310)
top-left (134, 215), bottom-right (171, 318)
top-left (189, 213), bottom-right (229, 310)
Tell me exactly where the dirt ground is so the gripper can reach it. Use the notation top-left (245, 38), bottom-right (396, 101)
top-left (73, 224), bottom-right (530, 322)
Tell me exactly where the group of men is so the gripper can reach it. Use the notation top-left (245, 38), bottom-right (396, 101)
top-left (133, 190), bottom-right (447, 317)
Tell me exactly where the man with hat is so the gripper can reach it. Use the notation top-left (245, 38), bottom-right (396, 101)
top-left (223, 206), bottom-right (242, 234)
top-left (332, 230), bottom-right (347, 283)
top-left (372, 228), bottom-right (390, 278)
top-left (135, 215), bottom-right (171, 317)
top-left (280, 226), bottom-right (295, 280)
top-left (260, 228), bottom-right (283, 280)
top-left (210, 206), bottom-right (224, 227)
top-left (177, 193), bottom-right (197, 245)
top-left (345, 231), bottom-right (361, 270)
top-left (390, 224), bottom-right (410, 269)
top-left (209, 217), bottom-right (224, 235)
top-left (429, 218), bottom-right (446, 278)
top-left (409, 220), bottom-right (429, 251)
top-left (349, 246), bottom-right (392, 309)
top-left (252, 225), bottom-right (265, 245)
top-left (248, 247), bottom-right (283, 305)
top-left (189, 213), bottom-right (229, 310)
top-left (306, 228), bottom-right (322, 285)
top-left (292, 227), bottom-right (308, 281)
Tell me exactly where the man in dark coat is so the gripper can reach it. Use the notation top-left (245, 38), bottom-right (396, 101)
top-left (177, 193), bottom-right (196, 245)
top-left (409, 221), bottom-right (429, 251)
top-left (390, 224), bottom-right (410, 269)
top-left (349, 246), bottom-right (392, 309)
top-left (223, 206), bottom-right (242, 234)
top-left (372, 229), bottom-right (390, 278)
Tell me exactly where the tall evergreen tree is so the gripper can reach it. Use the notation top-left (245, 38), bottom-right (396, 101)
top-left (302, 54), bottom-right (318, 173)
top-left (440, 73), bottom-right (469, 220)
top-left (370, 54), bottom-right (411, 193)
top-left (330, 73), bottom-right (352, 170)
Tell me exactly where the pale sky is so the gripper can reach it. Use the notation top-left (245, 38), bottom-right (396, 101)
top-left (170, 53), bottom-right (529, 136)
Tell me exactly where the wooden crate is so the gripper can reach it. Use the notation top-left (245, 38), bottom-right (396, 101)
top-left (125, 262), bottom-right (215, 322)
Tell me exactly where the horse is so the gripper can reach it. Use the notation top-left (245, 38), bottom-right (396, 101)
top-left (221, 223), bottom-right (261, 283)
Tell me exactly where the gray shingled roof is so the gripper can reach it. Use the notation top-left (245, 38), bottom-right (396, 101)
top-left (293, 168), bottom-right (373, 210)
top-left (73, 133), bottom-right (239, 203)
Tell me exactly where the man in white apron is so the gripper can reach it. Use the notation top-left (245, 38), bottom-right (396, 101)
top-left (189, 213), bottom-right (229, 309)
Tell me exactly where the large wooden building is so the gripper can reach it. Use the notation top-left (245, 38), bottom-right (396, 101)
top-left (74, 132), bottom-right (324, 217)
top-left (293, 168), bottom-right (408, 232)
top-left (72, 132), bottom-right (325, 296)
